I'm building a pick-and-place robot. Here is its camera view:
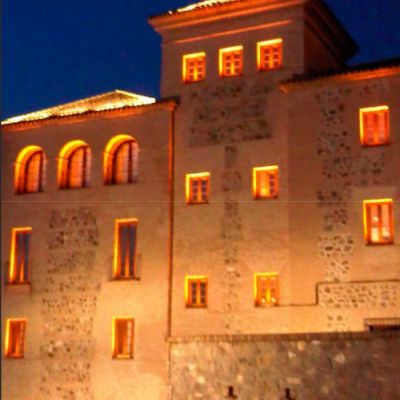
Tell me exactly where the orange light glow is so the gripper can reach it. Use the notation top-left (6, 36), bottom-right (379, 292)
top-left (257, 38), bottom-right (282, 71)
top-left (9, 227), bottom-right (32, 284)
top-left (219, 46), bottom-right (243, 77)
top-left (185, 172), bottom-right (210, 204)
top-left (254, 273), bottom-right (279, 306)
top-left (253, 166), bottom-right (279, 199)
top-left (183, 52), bottom-right (206, 83)
top-left (112, 317), bottom-right (134, 359)
top-left (185, 275), bottom-right (208, 307)
top-left (359, 106), bottom-right (389, 146)
top-left (363, 199), bottom-right (394, 245)
top-left (5, 319), bottom-right (26, 358)
top-left (104, 134), bottom-right (138, 184)
top-left (113, 219), bottom-right (138, 279)
top-left (58, 140), bottom-right (91, 189)
top-left (14, 145), bottom-right (45, 194)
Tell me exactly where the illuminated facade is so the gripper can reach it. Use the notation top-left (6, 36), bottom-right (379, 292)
top-left (2, 0), bottom-right (399, 399)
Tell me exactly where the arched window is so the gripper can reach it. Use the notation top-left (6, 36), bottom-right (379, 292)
top-left (104, 135), bottom-right (139, 185)
top-left (58, 140), bottom-right (92, 189)
top-left (15, 146), bottom-right (46, 194)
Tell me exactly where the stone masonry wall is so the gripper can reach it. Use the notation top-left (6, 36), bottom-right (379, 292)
top-left (35, 207), bottom-right (100, 400)
top-left (170, 332), bottom-right (400, 400)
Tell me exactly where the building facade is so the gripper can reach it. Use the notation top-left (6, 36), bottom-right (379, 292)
top-left (2, 0), bottom-right (399, 399)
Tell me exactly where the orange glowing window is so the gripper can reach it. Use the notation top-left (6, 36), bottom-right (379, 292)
top-left (360, 106), bottom-right (389, 146)
top-left (253, 166), bottom-right (279, 199)
top-left (254, 273), bottom-right (279, 306)
top-left (112, 318), bottom-right (134, 359)
top-left (219, 46), bottom-right (243, 77)
top-left (15, 146), bottom-right (46, 194)
top-left (104, 136), bottom-right (139, 185)
top-left (114, 219), bottom-right (138, 279)
top-left (58, 141), bottom-right (92, 189)
top-left (186, 276), bottom-right (208, 308)
top-left (9, 228), bottom-right (32, 285)
top-left (186, 173), bottom-right (210, 204)
top-left (183, 52), bottom-right (206, 83)
top-left (363, 199), bottom-right (394, 245)
top-left (5, 319), bottom-right (26, 358)
top-left (257, 39), bottom-right (282, 71)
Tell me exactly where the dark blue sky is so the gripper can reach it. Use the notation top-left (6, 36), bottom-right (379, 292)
top-left (3, 0), bottom-right (400, 119)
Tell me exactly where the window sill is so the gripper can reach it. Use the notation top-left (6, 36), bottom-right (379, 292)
top-left (112, 355), bottom-right (134, 360)
top-left (258, 66), bottom-right (283, 73)
top-left (361, 142), bottom-right (390, 148)
top-left (186, 305), bottom-right (207, 309)
top-left (365, 241), bottom-right (394, 246)
top-left (111, 277), bottom-right (140, 281)
top-left (187, 201), bottom-right (209, 205)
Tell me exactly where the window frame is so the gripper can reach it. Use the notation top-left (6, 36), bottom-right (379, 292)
top-left (113, 219), bottom-right (138, 280)
top-left (112, 318), bottom-right (134, 359)
top-left (185, 172), bottom-right (210, 204)
top-left (257, 38), bottom-right (283, 71)
top-left (5, 319), bottom-right (26, 358)
top-left (254, 273), bottom-right (279, 307)
top-left (58, 141), bottom-right (91, 190)
top-left (219, 46), bottom-right (243, 77)
top-left (15, 146), bottom-right (46, 195)
top-left (253, 166), bottom-right (279, 199)
top-left (363, 199), bottom-right (394, 245)
top-left (183, 52), bottom-right (206, 83)
top-left (359, 106), bottom-right (390, 146)
top-left (185, 276), bottom-right (208, 308)
top-left (9, 227), bottom-right (32, 285)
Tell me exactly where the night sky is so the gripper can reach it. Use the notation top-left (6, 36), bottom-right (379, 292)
top-left (3, 0), bottom-right (400, 119)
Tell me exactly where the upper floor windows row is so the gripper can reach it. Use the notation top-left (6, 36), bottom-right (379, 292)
top-left (14, 135), bottom-right (139, 195)
top-left (183, 38), bottom-right (283, 83)
top-left (186, 166), bottom-right (279, 204)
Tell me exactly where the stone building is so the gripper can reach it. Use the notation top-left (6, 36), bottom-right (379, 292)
top-left (2, 0), bottom-right (399, 399)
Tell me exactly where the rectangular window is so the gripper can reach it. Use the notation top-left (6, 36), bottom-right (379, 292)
top-left (9, 228), bottom-right (32, 284)
top-left (5, 319), bottom-right (26, 358)
top-left (257, 38), bottom-right (283, 71)
top-left (186, 172), bottom-right (210, 204)
top-left (363, 199), bottom-right (394, 244)
top-left (186, 276), bottom-right (208, 308)
top-left (254, 273), bottom-right (279, 306)
top-left (183, 52), bottom-right (206, 83)
top-left (114, 219), bottom-right (138, 279)
top-left (253, 166), bottom-right (279, 199)
top-left (219, 46), bottom-right (243, 77)
top-left (360, 106), bottom-right (389, 146)
top-left (112, 318), bottom-right (134, 359)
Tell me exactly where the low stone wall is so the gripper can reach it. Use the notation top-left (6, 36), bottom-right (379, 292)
top-left (169, 332), bottom-right (400, 400)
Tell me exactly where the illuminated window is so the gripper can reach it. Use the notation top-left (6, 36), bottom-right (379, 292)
top-left (219, 46), bottom-right (243, 77)
top-left (186, 276), bottom-right (208, 308)
top-left (58, 141), bottom-right (92, 189)
top-left (112, 318), bottom-right (134, 359)
top-left (9, 228), bottom-right (31, 285)
top-left (253, 166), bottom-right (279, 199)
top-left (254, 273), bottom-right (279, 306)
top-left (257, 39), bottom-right (282, 71)
top-left (5, 319), bottom-right (26, 358)
top-left (114, 219), bottom-right (138, 279)
top-left (360, 106), bottom-right (389, 146)
top-left (186, 172), bottom-right (210, 204)
top-left (183, 52), bottom-right (206, 83)
top-left (15, 146), bottom-right (46, 194)
top-left (104, 135), bottom-right (139, 185)
top-left (363, 199), bottom-right (394, 245)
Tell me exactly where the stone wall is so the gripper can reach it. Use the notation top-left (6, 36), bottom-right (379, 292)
top-left (36, 207), bottom-right (100, 400)
top-left (169, 332), bottom-right (400, 400)
top-left (318, 281), bottom-right (399, 309)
